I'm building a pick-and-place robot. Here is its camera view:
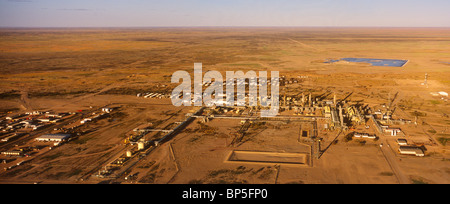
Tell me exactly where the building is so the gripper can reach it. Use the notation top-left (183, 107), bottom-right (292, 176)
top-left (385, 128), bottom-right (401, 136)
top-left (38, 118), bottom-right (51, 123)
top-left (35, 134), bottom-right (72, 142)
top-left (438, 92), bottom-right (448, 97)
top-left (324, 106), bottom-right (332, 118)
top-left (46, 113), bottom-right (64, 118)
top-left (7, 123), bottom-right (23, 130)
top-left (398, 146), bottom-right (425, 157)
top-left (1, 150), bottom-right (23, 157)
top-left (102, 108), bottom-right (113, 113)
top-left (354, 133), bottom-right (376, 139)
top-left (20, 120), bottom-right (35, 126)
top-left (26, 111), bottom-right (42, 115)
top-left (5, 114), bottom-right (24, 121)
top-left (81, 118), bottom-right (92, 124)
top-left (397, 139), bottom-right (408, 146)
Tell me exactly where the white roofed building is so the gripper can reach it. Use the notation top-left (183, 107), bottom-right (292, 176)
top-left (35, 134), bottom-right (72, 142)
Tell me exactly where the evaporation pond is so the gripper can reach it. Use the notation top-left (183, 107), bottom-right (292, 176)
top-left (325, 58), bottom-right (408, 67)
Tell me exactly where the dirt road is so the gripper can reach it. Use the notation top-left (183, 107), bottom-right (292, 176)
top-left (380, 140), bottom-right (410, 184)
top-left (288, 38), bottom-right (323, 52)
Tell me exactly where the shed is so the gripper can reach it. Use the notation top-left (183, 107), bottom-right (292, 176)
top-left (399, 146), bottom-right (424, 157)
top-left (438, 92), bottom-right (448, 97)
top-left (397, 139), bottom-right (408, 146)
top-left (1, 151), bottom-right (23, 157)
top-left (35, 134), bottom-right (72, 142)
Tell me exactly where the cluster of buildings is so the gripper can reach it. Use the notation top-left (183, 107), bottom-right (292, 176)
top-left (1, 107), bottom-right (116, 172)
top-left (1, 107), bottom-right (117, 173)
top-left (165, 76), bottom-right (301, 107)
top-left (81, 108), bottom-right (112, 124)
top-left (0, 112), bottom-right (71, 143)
top-left (1, 133), bottom-right (74, 159)
top-left (396, 138), bottom-right (425, 157)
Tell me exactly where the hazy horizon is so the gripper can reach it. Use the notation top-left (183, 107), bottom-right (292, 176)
top-left (1, 0), bottom-right (449, 28)
top-left (1, 26), bottom-right (450, 29)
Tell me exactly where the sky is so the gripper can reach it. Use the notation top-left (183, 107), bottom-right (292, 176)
top-left (0, 0), bottom-right (449, 27)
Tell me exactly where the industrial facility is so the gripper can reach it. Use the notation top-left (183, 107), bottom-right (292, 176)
top-left (0, 73), bottom-right (441, 184)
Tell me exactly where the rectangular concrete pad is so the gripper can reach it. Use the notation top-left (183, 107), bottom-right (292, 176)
top-left (226, 150), bottom-right (308, 166)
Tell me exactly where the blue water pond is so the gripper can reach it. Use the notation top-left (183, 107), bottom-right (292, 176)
top-left (325, 58), bottom-right (408, 67)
